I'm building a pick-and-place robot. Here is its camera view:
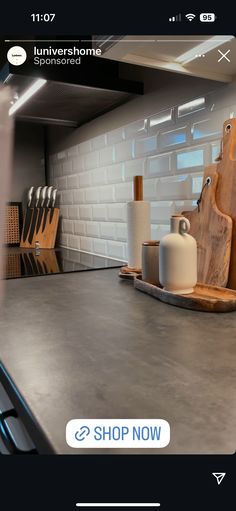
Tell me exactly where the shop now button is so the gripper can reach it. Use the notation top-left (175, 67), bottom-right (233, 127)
top-left (66, 419), bottom-right (170, 448)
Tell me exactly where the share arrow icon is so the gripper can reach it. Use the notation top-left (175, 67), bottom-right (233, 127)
top-left (212, 473), bottom-right (226, 485)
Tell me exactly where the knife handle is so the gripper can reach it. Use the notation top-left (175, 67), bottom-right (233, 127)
top-left (40, 186), bottom-right (48, 207)
top-left (27, 186), bottom-right (34, 207)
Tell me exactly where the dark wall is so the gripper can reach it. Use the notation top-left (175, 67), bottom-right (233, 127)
top-left (11, 122), bottom-right (46, 205)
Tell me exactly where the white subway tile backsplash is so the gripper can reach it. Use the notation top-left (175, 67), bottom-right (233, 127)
top-left (191, 117), bottom-right (221, 140)
top-left (190, 173), bottom-right (203, 197)
top-left (160, 126), bottom-right (187, 148)
top-left (107, 127), bottom-right (124, 145)
top-left (92, 204), bottom-right (107, 221)
top-left (100, 146), bottom-right (115, 166)
top-left (134, 135), bottom-right (157, 157)
top-left (124, 119), bottom-right (147, 138)
top-left (99, 185), bottom-right (115, 203)
top-left (79, 172), bottom-right (91, 188)
top-left (51, 87), bottom-right (236, 261)
top-left (144, 178), bottom-right (159, 200)
top-left (74, 220), bottom-right (86, 236)
top-left (159, 175), bottom-right (190, 200)
top-left (100, 222), bottom-right (116, 239)
top-left (80, 236), bottom-right (93, 252)
top-left (57, 176), bottom-right (67, 190)
top-left (149, 109), bottom-right (173, 131)
top-left (79, 205), bottom-right (92, 220)
top-left (53, 163), bottom-right (62, 177)
top-left (85, 188), bottom-right (99, 203)
top-left (61, 191), bottom-right (73, 205)
top-left (211, 141), bottom-right (221, 162)
top-left (78, 140), bottom-right (92, 154)
top-left (151, 201), bottom-right (175, 223)
top-left (115, 182), bottom-right (133, 202)
top-left (68, 206), bottom-right (79, 220)
top-left (68, 235), bottom-right (80, 250)
top-left (178, 97), bottom-right (205, 118)
top-left (86, 222), bottom-right (100, 238)
top-left (60, 206), bottom-right (68, 219)
top-left (67, 175), bottom-right (78, 189)
top-left (124, 158), bottom-right (145, 180)
top-left (57, 150), bottom-right (67, 160)
top-left (151, 224), bottom-right (159, 240)
top-left (174, 200), bottom-right (197, 215)
top-left (107, 240), bottom-right (125, 259)
top-left (147, 153), bottom-right (171, 177)
top-left (176, 147), bottom-right (204, 171)
top-left (93, 238), bottom-right (107, 255)
top-left (67, 145), bottom-right (78, 157)
top-left (115, 223), bottom-right (127, 241)
top-left (91, 134), bottom-right (107, 150)
top-left (73, 189), bottom-right (85, 204)
top-left (114, 140), bottom-right (133, 162)
top-left (60, 233), bottom-right (68, 246)
top-left (72, 155), bottom-right (85, 173)
top-left (91, 167), bottom-right (107, 185)
top-left (63, 160), bottom-right (73, 175)
top-left (107, 163), bottom-right (124, 183)
top-left (84, 151), bottom-right (99, 170)
top-left (107, 204), bottom-right (126, 222)
top-left (62, 219), bottom-right (74, 234)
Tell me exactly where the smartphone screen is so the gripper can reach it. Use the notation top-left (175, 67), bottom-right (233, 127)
top-left (0, 6), bottom-right (235, 510)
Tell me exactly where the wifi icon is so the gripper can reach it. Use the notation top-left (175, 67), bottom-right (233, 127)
top-left (185, 13), bottom-right (196, 21)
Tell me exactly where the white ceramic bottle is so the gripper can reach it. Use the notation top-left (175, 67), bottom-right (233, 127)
top-left (159, 215), bottom-right (197, 294)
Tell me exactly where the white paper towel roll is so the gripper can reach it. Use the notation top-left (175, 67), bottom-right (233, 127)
top-left (127, 201), bottom-right (151, 268)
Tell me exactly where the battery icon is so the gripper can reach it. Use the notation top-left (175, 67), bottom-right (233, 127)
top-left (200, 13), bottom-right (216, 22)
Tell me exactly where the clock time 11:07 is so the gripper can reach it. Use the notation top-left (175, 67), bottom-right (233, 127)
top-left (31, 13), bottom-right (56, 22)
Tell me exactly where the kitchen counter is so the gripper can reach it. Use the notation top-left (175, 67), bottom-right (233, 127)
top-left (0, 268), bottom-right (235, 454)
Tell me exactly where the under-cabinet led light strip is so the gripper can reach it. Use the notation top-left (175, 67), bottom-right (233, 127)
top-left (9, 78), bottom-right (47, 116)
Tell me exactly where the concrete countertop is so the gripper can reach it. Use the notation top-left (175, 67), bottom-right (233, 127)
top-left (0, 268), bottom-right (235, 454)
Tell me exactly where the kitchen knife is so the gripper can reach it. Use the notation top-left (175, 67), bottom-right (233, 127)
top-left (41, 186), bottom-right (54, 233)
top-left (35, 186), bottom-right (48, 235)
top-left (28, 186), bottom-right (42, 245)
top-left (22, 187), bottom-right (34, 242)
top-left (49, 188), bottom-right (57, 223)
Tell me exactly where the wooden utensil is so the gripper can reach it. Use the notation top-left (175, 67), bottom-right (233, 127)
top-left (182, 165), bottom-right (232, 287)
top-left (215, 118), bottom-right (236, 288)
top-left (134, 275), bottom-right (236, 313)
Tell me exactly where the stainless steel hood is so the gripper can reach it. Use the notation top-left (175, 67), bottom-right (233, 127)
top-left (1, 57), bottom-right (143, 127)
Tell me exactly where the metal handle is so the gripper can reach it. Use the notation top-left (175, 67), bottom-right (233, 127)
top-left (46, 186), bottom-right (54, 207)
top-left (27, 186), bottom-right (34, 207)
top-left (52, 188), bottom-right (57, 207)
top-left (40, 186), bottom-right (48, 207)
top-left (35, 186), bottom-right (43, 207)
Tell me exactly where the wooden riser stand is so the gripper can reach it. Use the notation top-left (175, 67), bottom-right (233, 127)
top-left (20, 208), bottom-right (60, 249)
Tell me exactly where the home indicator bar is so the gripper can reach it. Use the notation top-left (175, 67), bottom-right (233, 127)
top-left (76, 504), bottom-right (161, 508)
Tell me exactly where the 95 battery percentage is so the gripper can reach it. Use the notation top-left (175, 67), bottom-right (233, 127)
top-left (200, 13), bottom-right (216, 22)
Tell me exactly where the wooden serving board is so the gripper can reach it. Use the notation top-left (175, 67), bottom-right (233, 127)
top-left (215, 118), bottom-right (236, 289)
top-left (183, 164), bottom-right (232, 287)
top-left (134, 276), bottom-right (236, 313)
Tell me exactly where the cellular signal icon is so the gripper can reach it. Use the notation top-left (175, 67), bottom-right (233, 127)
top-left (169, 13), bottom-right (182, 22)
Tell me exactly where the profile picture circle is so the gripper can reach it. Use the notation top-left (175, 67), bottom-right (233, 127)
top-left (7, 46), bottom-right (27, 66)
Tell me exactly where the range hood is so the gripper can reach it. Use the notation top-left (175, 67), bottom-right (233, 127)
top-left (1, 57), bottom-right (143, 127)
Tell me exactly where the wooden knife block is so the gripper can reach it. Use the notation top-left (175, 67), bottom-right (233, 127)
top-left (20, 208), bottom-right (60, 249)
top-left (183, 118), bottom-right (236, 289)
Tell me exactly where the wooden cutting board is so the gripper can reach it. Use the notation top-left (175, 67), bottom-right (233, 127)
top-left (182, 164), bottom-right (232, 287)
top-left (215, 118), bottom-right (236, 289)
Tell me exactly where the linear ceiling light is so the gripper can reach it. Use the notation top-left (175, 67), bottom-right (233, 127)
top-left (9, 78), bottom-right (47, 116)
top-left (176, 35), bottom-right (234, 65)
